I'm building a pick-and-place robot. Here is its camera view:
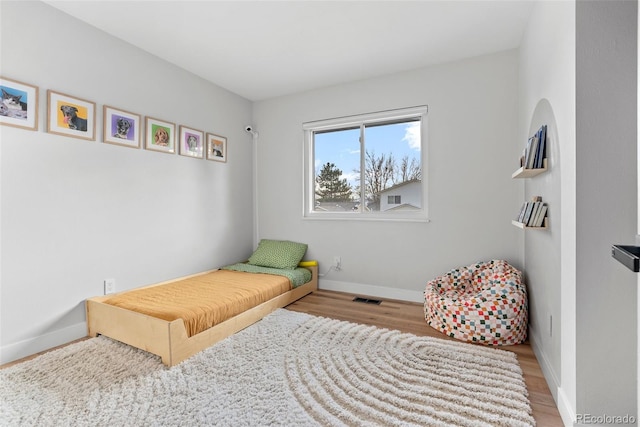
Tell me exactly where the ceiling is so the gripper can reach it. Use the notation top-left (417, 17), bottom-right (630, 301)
top-left (43, 1), bottom-right (535, 102)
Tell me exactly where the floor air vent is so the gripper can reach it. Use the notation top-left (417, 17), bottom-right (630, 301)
top-left (353, 297), bottom-right (382, 305)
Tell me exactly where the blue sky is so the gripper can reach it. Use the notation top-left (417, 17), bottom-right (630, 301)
top-left (314, 121), bottom-right (421, 188)
top-left (0, 85), bottom-right (27, 102)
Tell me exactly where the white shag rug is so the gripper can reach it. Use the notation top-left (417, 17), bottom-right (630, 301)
top-left (0, 309), bottom-right (535, 426)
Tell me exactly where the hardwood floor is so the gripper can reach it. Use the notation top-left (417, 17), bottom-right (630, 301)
top-left (2, 289), bottom-right (564, 426)
top-left (287, 289), bottom-right (564, 427)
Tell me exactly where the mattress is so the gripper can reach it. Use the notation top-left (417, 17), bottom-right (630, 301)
top-left (103, 269), bottom-right (292, 337)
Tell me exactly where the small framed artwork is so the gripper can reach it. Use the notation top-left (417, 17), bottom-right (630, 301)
top-left (0, 77), bottom-right (38, 131)
top-left (206, 133), bottom-right (227, 162)
top-left (103, 105), bottom-right (141, 149)
top-left (145, 117), bottom-right (176, 154)
top-left (47, 90), bottom-right (96, 141)
top-left (179, 126), bottom-right (204, 159)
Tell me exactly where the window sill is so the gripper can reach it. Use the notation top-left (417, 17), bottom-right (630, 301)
top-left (302, 212), bottom-right (430, 223)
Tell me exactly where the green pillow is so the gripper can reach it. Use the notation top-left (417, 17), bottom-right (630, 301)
top-left (248, 239), bottom-right (308, 270)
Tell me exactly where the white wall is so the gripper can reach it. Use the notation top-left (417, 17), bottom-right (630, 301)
top-left (253, 50), bottom-right (523, 302)
top-left (518, 1), bottom-right (576, 423)
top-left (521, 2), bottom-right (638, 424)
top-left (575, 1), bottom-right (637, 423)
top-left (0, 1), bottom-right (254, 364)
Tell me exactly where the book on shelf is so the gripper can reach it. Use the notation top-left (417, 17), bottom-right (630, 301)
top-left (523, 202), bottom-right (535, 225)
top-left (528, 201), bottom-right (542, 226)
top-left (526, 135), bottom-right (539, 169)
top-left (515, 196), bottom-right (545, 227)
top-left (516, 203), bottom-right (527, 222)
top-left (521, 125), bottom-right (547, 170)
top-left (533, 204), bottom-right (548, 227)
top-left (535, 125), bottom-right (547, 169)
top-left (516, 202), bottom-right (527, 223)
top-left (526, 197), bottom-right (542, 226)
top-left (515, 204), bottom-right (522, 222)
top-left (522, 138), bottom-right (531, 169)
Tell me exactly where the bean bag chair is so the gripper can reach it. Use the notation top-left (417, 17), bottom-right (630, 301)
top-left (424, 260), bottom-right (528, 345)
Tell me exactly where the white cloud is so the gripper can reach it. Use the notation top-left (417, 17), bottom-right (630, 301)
top-left (342, 171), bottom-right (360, 184)
top-left (402, 122), bottom-right (421, 151)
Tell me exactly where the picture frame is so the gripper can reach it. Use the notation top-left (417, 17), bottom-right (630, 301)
top-left (47, 90), bottom-right (96, 141)
top-left (0, 77), bottom-right (38, 131)
top-left (206, 133), bottom-right (227, 163)
top-left (103, 105), bottom-right (141, 149)
top-left (179, 125), bottom-right (204, 159)
top-left (145, 117), bottom-right (176, 154)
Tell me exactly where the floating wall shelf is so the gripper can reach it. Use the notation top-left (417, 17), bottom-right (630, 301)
top-left (512, 158), bottom-right (548, 179)
top-left (512, 217), bottom-right (548, 230)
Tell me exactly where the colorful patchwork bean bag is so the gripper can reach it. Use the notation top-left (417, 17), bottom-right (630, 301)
top-left (424, 260), bottom-right (528, 345)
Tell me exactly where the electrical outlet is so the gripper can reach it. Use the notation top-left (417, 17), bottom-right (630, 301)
top-left (333, 256), bottom-right (341, 271)
top-left (104, 278), bottom-right (115, 295)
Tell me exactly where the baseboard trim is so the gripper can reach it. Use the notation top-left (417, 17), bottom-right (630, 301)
top-left (529, 327), bottom-right (574, 426)
top-left (556, 387), bottom-right (576, 426)
top-left (319, 279), bottom-right (424, 303)
top-left (0, 322), bottom-right (87, 365)
top-left (528, 325), bottom-right (561, 403)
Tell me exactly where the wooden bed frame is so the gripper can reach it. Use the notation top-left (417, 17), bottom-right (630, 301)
top-left (85, 265), bottom-right (318, 367)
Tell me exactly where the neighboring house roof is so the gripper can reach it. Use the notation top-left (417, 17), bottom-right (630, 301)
top-left (377, 179), bottom-right (421, 195)
top-left (386, 203), bottom-right (420, 211)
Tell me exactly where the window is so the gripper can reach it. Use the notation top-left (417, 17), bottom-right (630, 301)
top-left (388, 195), bottom-right (401, 204)
top-left (303, 106), bottom-right (428, 221)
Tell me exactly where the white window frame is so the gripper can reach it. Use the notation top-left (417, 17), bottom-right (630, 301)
top-left (302, 105), bottom-right (429, 222)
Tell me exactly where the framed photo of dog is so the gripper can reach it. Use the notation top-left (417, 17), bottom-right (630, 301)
top-left (47, 90), bottom-right (95, 140)
top-left (0, 76), bottom-right (38, 131)
top-left (103, 106), bottom-right (141, 149)
top-left (206, 133), bottom-right (227, 163)
top-left (179, 126), bottom-right (204, 159)
top-left (145, 117), bottom-right (176, 154)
